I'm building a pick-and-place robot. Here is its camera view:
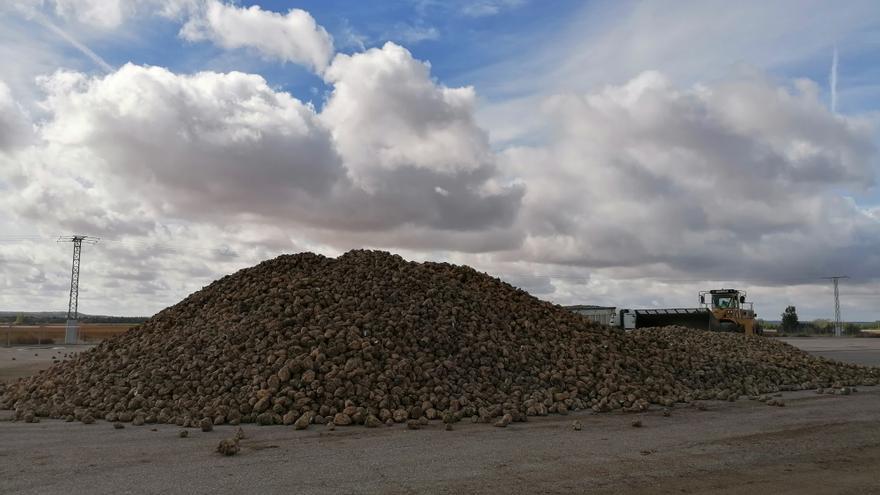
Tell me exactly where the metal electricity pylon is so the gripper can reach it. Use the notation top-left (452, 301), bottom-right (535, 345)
top-left (57, 235), bottom-right (99, 344)
top-left (821, 276), bottom-right (849, 337)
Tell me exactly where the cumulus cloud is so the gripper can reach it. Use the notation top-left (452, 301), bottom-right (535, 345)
top-left (34, 64), bottom-right (343, 214)
top-left (503, 71), bottom-right (879, 283)
top-left (2, 44), bottom-right (522, 253)
top-left (315, 43), bottom-right (523, 232)
top-left (7, 2), bottom-right (334, 74)
top-left (0, 45), bottom-right (522, 314)
top-left (180, 0), bottom-right (334, 73)
top-left (323, 43), bottom-right (494, 183)
top-left (3, 66), bottom-right (878, 315)
top-left (1, 2), bottom-right (878, 322)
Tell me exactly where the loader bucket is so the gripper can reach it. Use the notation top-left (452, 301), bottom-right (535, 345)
top-left (634, 308), bottom-right (718, 331)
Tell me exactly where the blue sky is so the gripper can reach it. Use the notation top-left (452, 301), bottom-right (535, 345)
top-left (130, 2), bottom-right (880, 115)
top-left (81, 1), bottom-right (580, 106)
top-left (0, 0), bottom-right (879, 320)
top-left (8, 1), bottom-right (880, 122)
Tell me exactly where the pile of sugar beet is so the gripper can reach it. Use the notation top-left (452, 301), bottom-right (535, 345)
top-left (2, 250), bottom-right (878, 428)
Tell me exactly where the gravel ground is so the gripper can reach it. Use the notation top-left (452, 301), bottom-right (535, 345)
top-left (2, 338), bottom-right (879, 494)
top-left (0, 345), bottom-right (93, 383)
top-left (781, 337), bottom-right (880, 366)
top-left (1, 388), bottom-right (879, 494)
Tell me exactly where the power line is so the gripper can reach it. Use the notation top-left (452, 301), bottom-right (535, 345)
top-left (99, 237), bottom-right (240, 258)
top-left (0, 235), bottom-right (52, 243)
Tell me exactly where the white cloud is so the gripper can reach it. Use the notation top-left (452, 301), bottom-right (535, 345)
top-left (26, 64), bottom-right (343, 224)
top-left (390, 23), bottom-right (440, 44)
top-left (322, 43), bottom-right (494, 184)
top-left (50, 0), bottom-right (128, 29)
top-left (0, 81), bottom-right (32, 151)
top-left (7, 1), bottom-right (335, 75)
top-left (502, 72), bottom-right (879, 285)
top-left (1, 2), bottom-right (878, 323)
top-left (8, 63), bottom-right (874, 319)
top-left (2, 45), bottom-right (521, 250)
top-left (8, 0), bottom-right (197, 28)
top-left (472, 0), bottom-right (880, 144)
top-left (180, 0), bottom-right (334, 73)
top-left (461, 0), bottom-right (525, 17)
top-left (560, 0), bottom-right (879, 91)
top-left (0, 43), bottom-right (525, 314)
top-left (414, 0), bottom-right (525, 18)
top-left (9, 0), bottom-right (129, 29)
top-left (2, 62), bottom-right (879, 319)
top-left (0, 220), bottom-right (321, 316)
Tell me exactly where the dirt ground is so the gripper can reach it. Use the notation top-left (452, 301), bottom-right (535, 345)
top-left (1, 339), bottom-right (879, 494)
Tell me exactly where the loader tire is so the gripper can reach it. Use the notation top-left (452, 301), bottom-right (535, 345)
top-left (719, 321), bottom-right (740, 333)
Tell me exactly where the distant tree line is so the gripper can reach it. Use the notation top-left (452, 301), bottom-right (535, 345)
top-left (760, 306), bottom-right (879, 336)
top-left (1, 313), bottom-right (147, 325)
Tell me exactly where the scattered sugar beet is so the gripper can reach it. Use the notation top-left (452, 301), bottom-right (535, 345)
top-left (200, 418), bottom-right (213, 432)
top-left (1, 250), bottom-right (878, 427)
top-left (216, 438), bottom-right (240, 456)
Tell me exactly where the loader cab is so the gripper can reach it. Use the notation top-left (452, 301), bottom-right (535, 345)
top-left (700, 289), bottom-right (745, 310)
top-left (712, 292), bottom-right (740, 309)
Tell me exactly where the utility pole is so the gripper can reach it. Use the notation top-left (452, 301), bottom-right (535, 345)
top-left (822, 276), bottom-right (849, 337)
top-left (57, 235), bottom-right (99, 344)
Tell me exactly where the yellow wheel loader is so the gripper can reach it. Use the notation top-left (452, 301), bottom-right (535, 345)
top-left (699, 289), bottom-right (762, 335)
top-left (615, 288), bottom-right (762, 335)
